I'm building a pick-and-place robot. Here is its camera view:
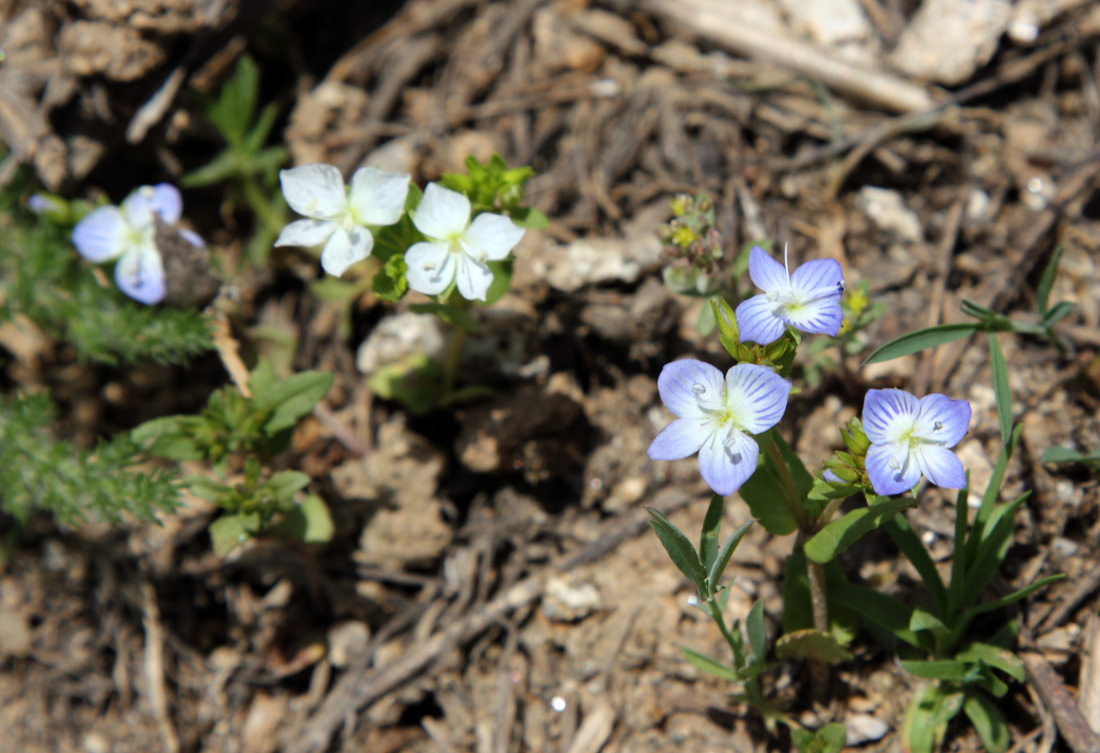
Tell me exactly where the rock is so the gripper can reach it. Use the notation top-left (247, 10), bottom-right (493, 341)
top-left (888, 0), bottom-right (1012, 86)
top-left (542, 575), bottom-right (605, 622)
top-left (356, 312), bottom-right (447, 375)
top-left (59, 21), bottom-right (165, 81)
top-left (845, 713), bottom-right (890, 745)
top-left (777, 0), bottom-right (871, 48)
top-left (327, 621), bottom-right (370, 668)
top-left (525, 234), bottom-right (664, 293)
top-left (858, 186), bottom-right (922, 242)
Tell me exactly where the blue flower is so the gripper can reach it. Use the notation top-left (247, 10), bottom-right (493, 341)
top-left (862, 388), bottom-right (971, 496)
top-left (71, 184), bottom-right (201, 305)
top-left (648, 359), bottom-right (792, 496)
top-left (734, 245), bottom-right (845, 345)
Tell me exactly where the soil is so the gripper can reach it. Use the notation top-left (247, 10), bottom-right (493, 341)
top-left (2, 1), bottom-right (1100, 752)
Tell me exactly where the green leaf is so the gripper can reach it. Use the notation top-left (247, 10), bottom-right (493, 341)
top-left (791, 724), bottom-right (847, 753)
top-left (708, 519), bottom-right (753, 592)
top-left (210, 512), bottom-right (260, 557)
top-left (775, 629), bottom-right (853, 663)
top-left (910, 608), bottom-right (948, 633)
top-left (746, 599), bottom-right (767, 663)
top-left (243, 102), bottom-right (280, 154)
top-left (699, 493), bottom-right (724, 574)
top-left (988, 333), bottom-right (1013, 446)
top-left (958, 574), bottom-right (1064, 623)
top-left (373, 254), bottom-right (410, 301)
top-left (1042, 446), bottom-right (1100, 465)
top-left (829, 584), bottom-right (923, 649)
top-left (366, 353), bottom-right (442, 414)
top-left (647, 508), bottom-right (707, 594)
top-left (964, 692), bottom-right (1010, 753)
top-left (955, 642), bottom-right (1025, 682)
top-left (1036, 246), bottom-right (1063, 317)
top-left (1042, 300), bottom-right (1076, 328)
top-left (261, 470), bottom-right (311, 501)
top-left (509, 206), bottom-right (549, 229)
top-left (252, 366), bottom-right (334, 436)
top-left (902, 659), bottom-right (977, 682)
top-left (483, 259), bottom-right (513, 304)
top-left (276, 494), bottom-right (334, 544)
top-left (408, 302), bottom-right (479, 333)
top-left (966, 423), bottom-right (1022, 563)
top-left (680, 646), bottom-right (739, 681)
top-left (131, 415), bottom-right (205, 460)
top-left (184, 475), bottom-right (233, 504)
top-left (963, 494), bottom-right (1028, 606)
top-left (710, 297), bottom-right (740, 357)
top-left (863, 323), bottom-right (980, 364)
top-left (782, 546), bottom-right (814, 632)
top-left (804, 497), bottom-right (916, 563)
top-left (739, 459), bottom-right (798, 537)
top-left (884, 514), bottom-right (947, 616)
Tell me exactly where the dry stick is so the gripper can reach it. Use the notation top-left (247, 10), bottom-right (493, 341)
top-left (1021, 650), bottom-right (1100, 753)
top-left (142, 582), bottom-right (180, 753)
top-left (284, 490), bottom-right (691, 753)
top-left (640, 0), bottom-right (936, 113)
top-left (912, 199), bottom-right (963, 397)
top-left (1041, 560), bottom-right (1100, 632)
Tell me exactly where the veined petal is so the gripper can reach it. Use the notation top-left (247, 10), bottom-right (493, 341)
top-left (735, 294), bottom-right (786, 345)
top-left (72, 206), bottom-right (128, 261)
top-left (656, 359), bottom-right (725, 420)
top-left (274, 218), bottom-right (335, 248)
top-left (913, 394), bottom-right (971, 446)
top-left (147, 183), bottom-right (183, 224)
top-left (862, 388), bottom-right (919, 444)
top-left (462, 213), bottom-right (525, 261)
top-left (348, 166), bottom-right (410, 226)
top-left (321, 225), bottom-right (373, 277)
top-left (413, 183), bottom-right (470, 240)
top-left (404, 241), bottom-right (455, 296)
top-left (724, 363), bottom-right (791, 435)
top-left (280, 164), bottom-right (348, 220)
top-left (866, 441), bottom-right (919, 496)
top-left (454, 254), bottom-right (494, 301)
top-left (699, 429), bottom-right (758, 496)
top-left (779, 294), bottom-right (844, 336)
top-left (747, 246), bottom-right (790, 293)
top-left (647, 418), bottom-right (710, 461)
top-left (914, 445), bottom-right (967, 489)
top-left (789, 257), bottom-right (844, 300)
top-left (114, 243), bottom-right (166, 305)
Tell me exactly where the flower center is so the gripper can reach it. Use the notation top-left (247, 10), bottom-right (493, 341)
top-left (691, 382), bottom-right (742, 432)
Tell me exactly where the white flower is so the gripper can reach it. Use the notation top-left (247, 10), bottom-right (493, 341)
top-left (404, 183), bottom-right (525, 302)
top-left (71, 183), bottom-right (199, 305)
top-left (275, 164), bottom-right (410, 277)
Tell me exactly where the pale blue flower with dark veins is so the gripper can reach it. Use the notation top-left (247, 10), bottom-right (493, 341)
top-left (734, 245), bottom-right (845, 345)
top-left (71, 183), bottom-right (199, 305)
top-left (862, 388), bottom-right (971, 496)
top-left (648, 359), bottom-right (792, 496)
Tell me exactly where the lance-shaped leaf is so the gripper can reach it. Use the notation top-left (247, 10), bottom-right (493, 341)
top-left (804, 497), bottom-right (916, 563)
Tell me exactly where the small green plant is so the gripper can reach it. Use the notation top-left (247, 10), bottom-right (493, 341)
top-left (182, 54), bottom-right (288, 264)
top-left (131, 359), bottom-right (334, 554)
top-left (0, 392), bottom-right (181, 526)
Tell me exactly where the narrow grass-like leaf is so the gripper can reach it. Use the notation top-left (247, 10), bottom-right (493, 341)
top-left (910, 608), bottom-right (948, 633)
top-left (864, 323), bottom-right (980, 365)
top-left (901, 659), bottom-right (977, 682)
top-left (699, 493), bottom-right (724, 574)
top-left (955, 642), bottom-right (1025, 682)
top-left (946, 478), bottom-right (970, 621)
top-left (680, 646), bottom-right (739, 681)
top-left (988, 333), bottom-right (1013, 445)
top-left (708, 519), bottom-right (753, 592)
top-left (963, 692), bottom-right (1010, 753)
top-left (965, 424), bottom-right (1022, 564)
top-left (1036, 246), bottom-right (1064, 317)
top-left (805, 497), bottom-right (916, 563)
top-left (1042, 446), bottom-right (1100, 465)
top-left (746, 599), bottom-right (766, 663)
top-left (647, 508), bottom-right (706, 593)
top-left (885, 514), bottom-right (947, 616)
top-left (964, 494), bottom-right (1028, 606)
top-left (828, 584), bottom-right (923, 649)
top-left (958, 574), bottom-right (1064, 623)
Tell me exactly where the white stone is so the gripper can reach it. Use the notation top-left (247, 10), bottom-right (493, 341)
top-left (889, 0), bottom-right (1012, 85)
top-left (778, 0), bottom-right (871, 47)
top-left (356, 311), bottom-right (446, 375)
top-left (858, 186), bottom-right (922, 242)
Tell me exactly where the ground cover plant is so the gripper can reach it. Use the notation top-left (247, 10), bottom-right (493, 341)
top-left (1, 2), bottom-right (1100, 753)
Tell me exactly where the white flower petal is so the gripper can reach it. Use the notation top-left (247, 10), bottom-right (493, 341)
top-left (114, 243), bottom-right (166, 305)
top-left (321, 225), bottom-right (373, 277)
top-left (656, 359), bottom-right (725, 420)
top-left (734, 294), bottom-right (786, 345)
top-left (724, 363), bottom-right (791, 435)
top-left (862, 388), bottom-right (919, 444)
top-left (914, 445), bottom-right (967, 489)
top-left (404, 241), bottom-right (455, 296)
top-left (913, 394), bottom-right (971, 447)
top-left (413, 183), bottom-right (470, 240)
top-left (148, 183), bottom-right (183, 224)
top-left (454, 254), bottom-right (494, 301)
top-left (866, 441), bottom-right (919, 496)
top-left (747, 246), bottom-right (790, 293)
top-left (348, 167), bottom-right (410, 226)
top-left (275, 218), bottom-right (335, 248)
top-left (779, 294), bottom-right (844, 337)
top-left (699, 429), bottom-right (758, 496)
top-left (280, 164), bottom-right (348, 220)
top-left (462, 213), bottom-right (525, 261)
top-left (647, 418), bottom-right (710, 461)
top-left (72, 206), bottom-right (128, 261)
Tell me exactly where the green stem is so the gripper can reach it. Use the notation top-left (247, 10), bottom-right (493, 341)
top-left (241, 176), bottom-right (284, 236)
top-left (766, 441), bottom-right (808, 531)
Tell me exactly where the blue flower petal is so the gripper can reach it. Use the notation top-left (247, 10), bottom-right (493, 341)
top-left (747, 246), bottom-right (789, 293)
top-left (866, 442), bottom-right (919, 496)
top-left (914, 445), bottom-right (967, 489)
top-left (647, 418), bottom-right (710, 461)
top-left (114, 243), bottom-right (166, 305)
top-left (724, 363), bottom-right (791, 434)
top-left (914, 394), bottom-right (971, 446)
top-left (178, 227), bottom-right (206, 249)
top-left (72, 206), bottom-right (127, 262)
top-left (148, 184), bottom-right (183, 224)
top-left (734, 294), bottom-right (786, 345)
top-left (862, 388), bottom-right (919, 444)
top-left (780, 294), bottom-right (844, 337)
top-left (789, 257), bottom-right (843, 298)
top-left (698, 429), bottom-right (758, 496)
top-left (656, 359), bottom-right (724, 420)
